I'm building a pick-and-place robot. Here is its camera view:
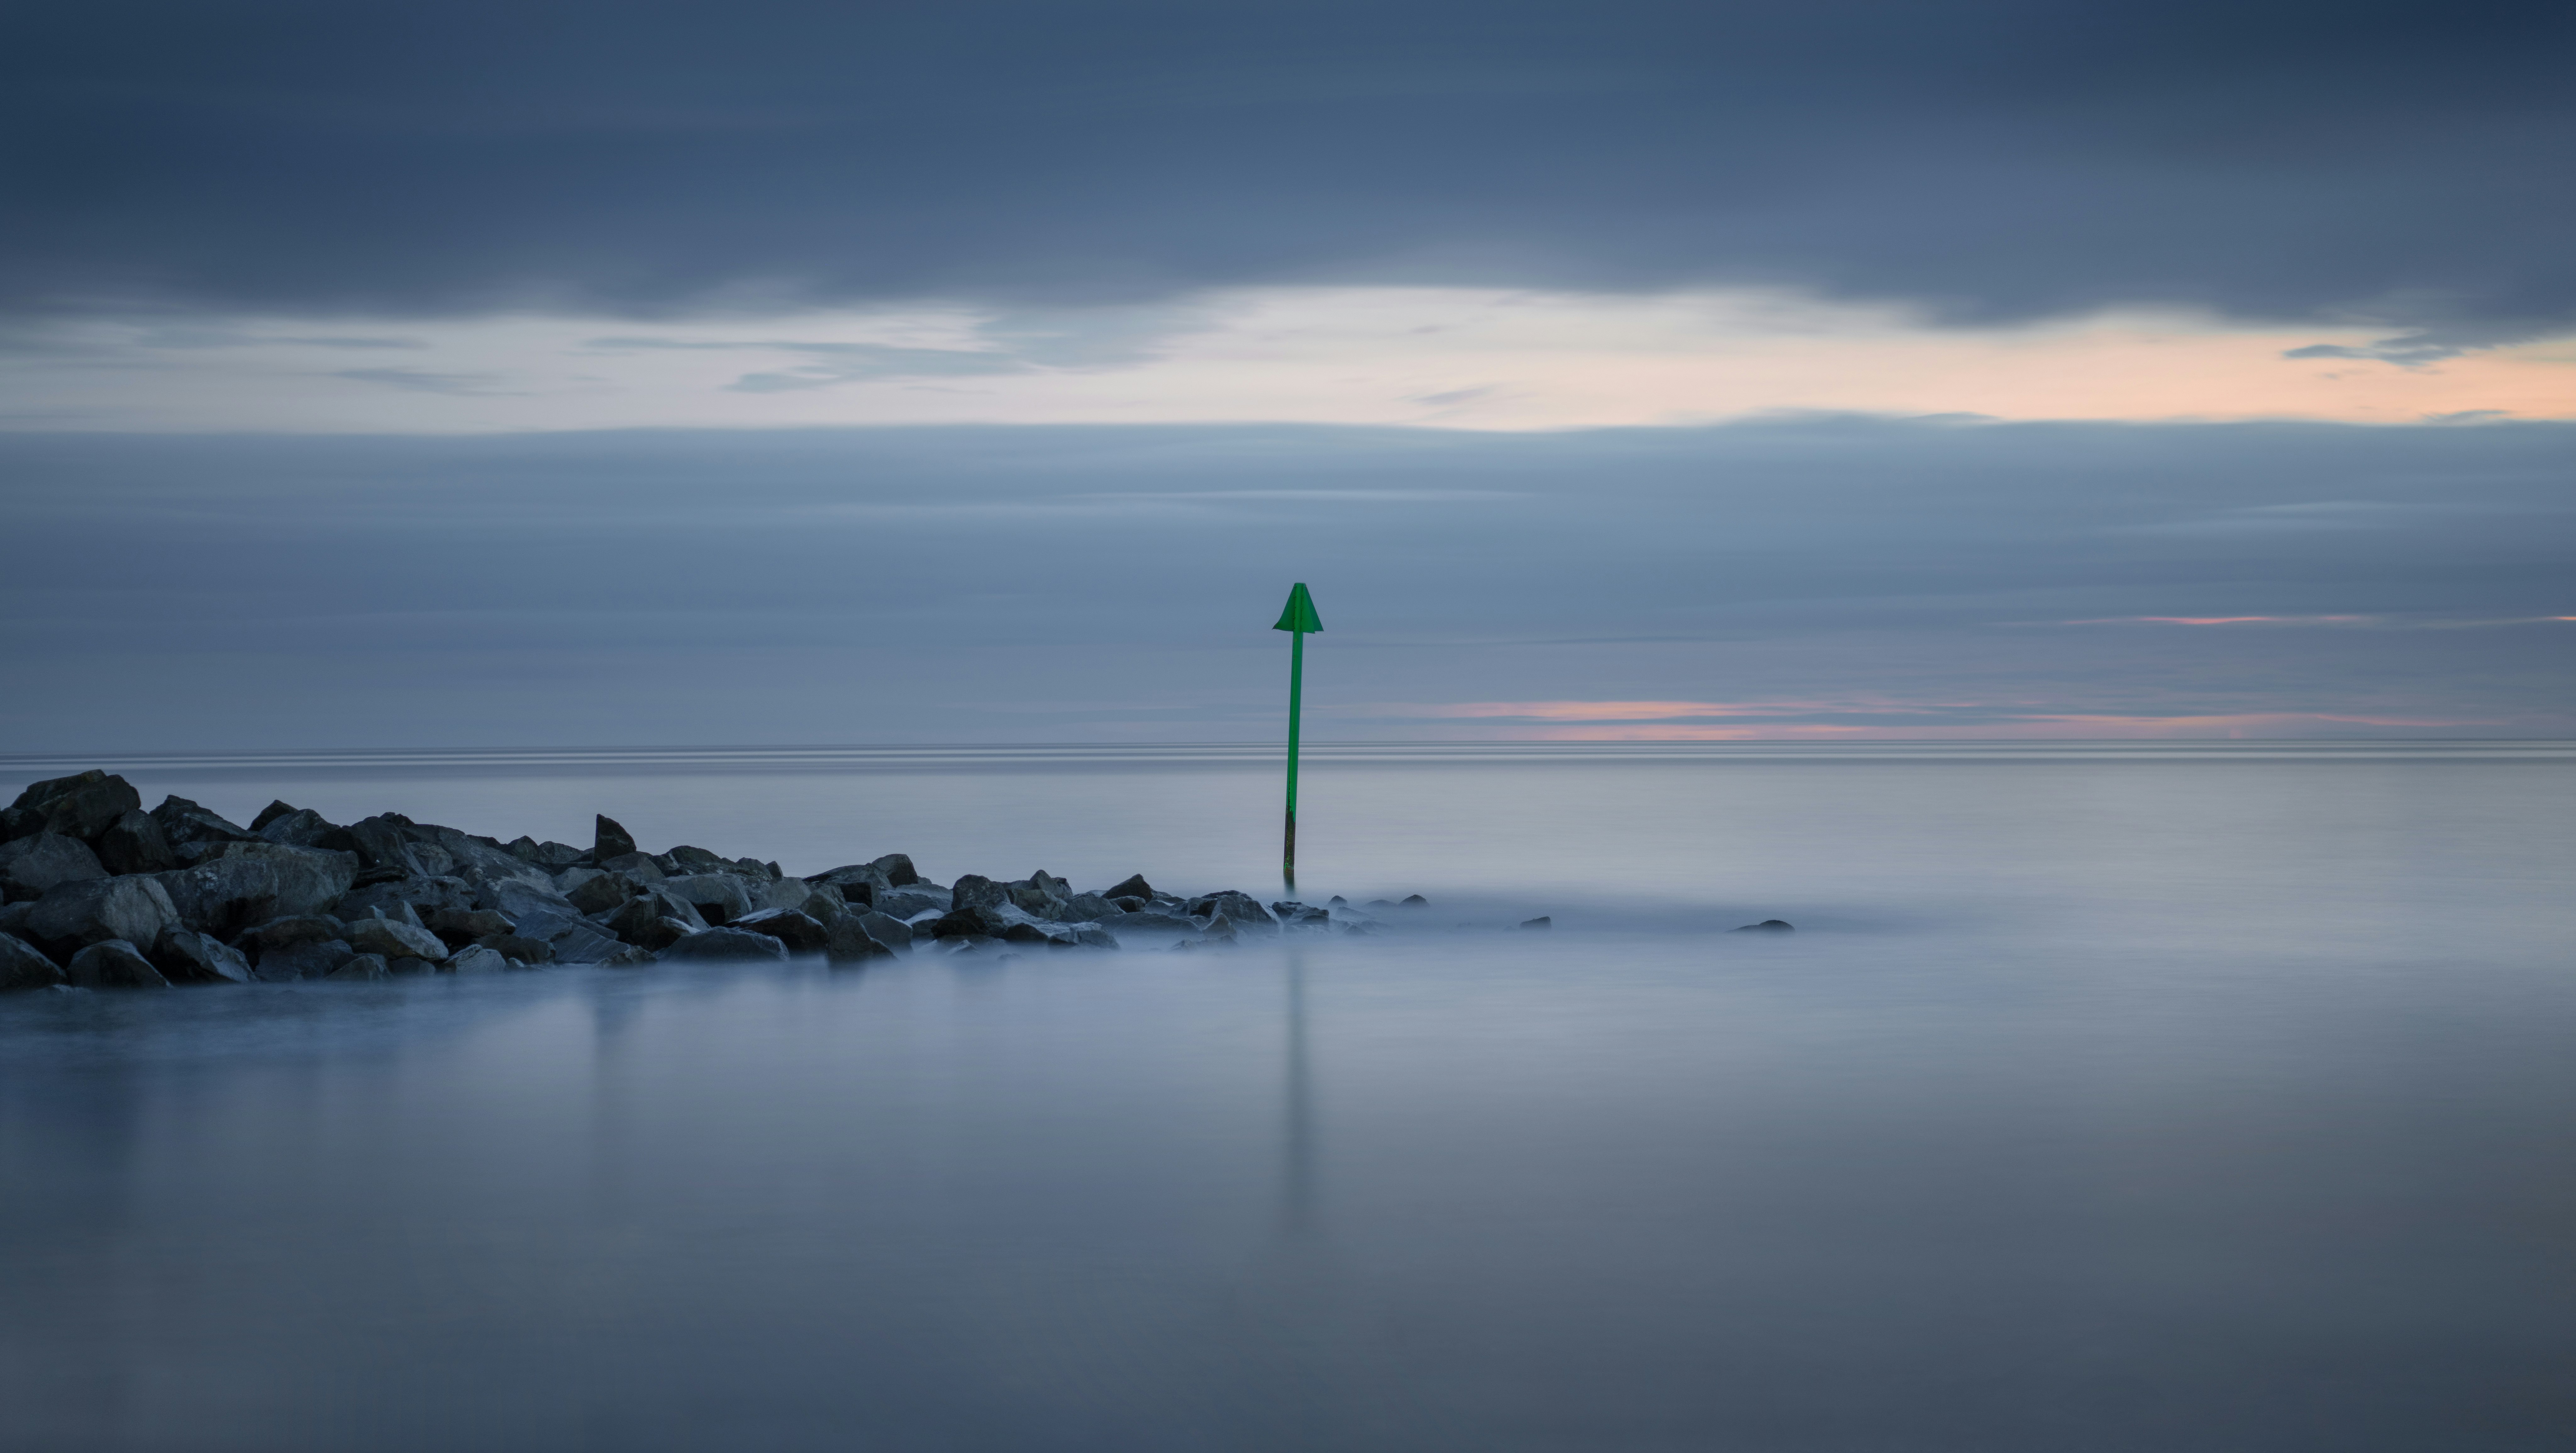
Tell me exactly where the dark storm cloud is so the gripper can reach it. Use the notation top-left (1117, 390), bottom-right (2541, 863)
top-left (3, 1), bottom-right (2570, 337)
top-left (2, 418), bottom-right (2570, 749)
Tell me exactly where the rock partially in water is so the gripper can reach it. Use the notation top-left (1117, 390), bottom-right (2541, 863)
top-left (825, 916), bottom-right (897, 963)
top-left (852, 910), bottom-right (912, 952)
top-left (0, 931), bottom-right (66, 990)
top-left (26, 875), bottom-right (180, 957)
top-left (327, 953), bottom-right (392, 981)
top-left (1104, 874), bottom-right (1154, 901)
top-left (1520, 916), bottom-right (1552, 930)
top-left (344, 917), bottom-right (449, 963)
top-left (0, 832), bottom-right (107, 903)
top-left (1732, 919), bottom-right (1795, 933)
top-left (67, 939), bottom-right (169, 989)
top-left (1186, 891), bottom-right (1277, 932)
top-left (153, 928), bottom-right (254, 985)
top-left (446, 944), bottom-right (511, 974)
top-left (255, 938), bottom-right (354, 982)
top-left (733, 908), bottom-right (828, 953)
top-left (658, 927), bottom-right (789, 963)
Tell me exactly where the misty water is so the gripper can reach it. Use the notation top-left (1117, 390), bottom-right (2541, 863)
top-left (4, 743), bottom-right (2573, 1451)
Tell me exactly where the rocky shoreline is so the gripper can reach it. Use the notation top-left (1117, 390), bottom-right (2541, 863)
top-left (0, 769), bottom-right (1493, 991)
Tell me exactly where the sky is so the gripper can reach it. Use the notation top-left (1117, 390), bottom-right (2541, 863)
top-left (3, 0), bottom-right (2571, 747)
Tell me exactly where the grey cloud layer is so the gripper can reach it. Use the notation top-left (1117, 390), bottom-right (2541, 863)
top-left (5, 1), bottom-right (2570, 336)
top-left (2, 419), bottom-right (2569, 749)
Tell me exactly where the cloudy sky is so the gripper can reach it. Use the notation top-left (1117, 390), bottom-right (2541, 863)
top-left (3, 0), bottom-right (2571, 747)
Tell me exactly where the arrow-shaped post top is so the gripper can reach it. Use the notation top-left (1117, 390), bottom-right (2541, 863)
top-left (1272, 582), bottom-right (1324, 634)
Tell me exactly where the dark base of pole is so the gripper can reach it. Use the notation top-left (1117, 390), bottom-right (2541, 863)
top-left (1283, 809), bottom-right (1296, 893)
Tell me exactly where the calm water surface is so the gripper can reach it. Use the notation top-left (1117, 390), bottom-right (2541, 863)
top-left (3, 744), bottom-right (2572, 1451)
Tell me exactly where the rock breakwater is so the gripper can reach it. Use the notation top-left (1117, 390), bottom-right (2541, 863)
top-left (0, 770), bottom-right (1440, 991)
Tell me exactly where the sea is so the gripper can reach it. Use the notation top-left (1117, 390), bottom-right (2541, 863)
top-left (3, 742), bottom-right (2571, 1452)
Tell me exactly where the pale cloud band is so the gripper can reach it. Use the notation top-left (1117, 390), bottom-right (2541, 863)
top-left (8, 287), bottom-right (2573, 434)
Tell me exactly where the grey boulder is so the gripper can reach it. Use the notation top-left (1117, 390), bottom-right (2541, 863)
top-left (658, 927), bottom-right (788, 963)
top-left (337, 875), bottom-right (474, 922)
top-left (445, 944), bottom-right (512, 974)
top-left (152, 843), bottom-right (358, 937)
top-left (564, 872), bottom-right (637, 916)
top-left (154, 929), bottom-right (254, 985)
top-left (1186, 892), bottom-right (1278, 932)
top-left (0, 932), bottom-right (66, 990)
top-left (732, 908), bottom-right (828, 954)
top-left (426, 907), bottom-right (514, 946)
top-left (326, 953), bottom-right (392, 981)
top-left (343, 917), bottom-right (449, 962)
top-left (852, 910), bottom-right (912, 951)
top-left (149, 796), bottom-right (255, 850)
top-left (96, 810), bottom-right (178, 875)
top-left (3, 771), bottom-right (142, 843)
top-left (0, 832), bottom-right (107, 902)
top-left (255, 938), bottom-right (355, 981)
top-left (477, 876), bottom-right (583, 923)
top-left (661, 873), bottom-right (754, 926)
top-left (825, 916), bottom-right (898, 963)
top-left (874, 885), bottom-right (952, 919)
top-left (950, 874), bottom-right (1006, 912)
top-left (1103, 874), bottom-right (1154, 901)
top-left (67, 940), bottom-right (170, 989)
top-left (26, 876), bottom-right (180, 955)
top-left (595, 814), bottom-right (638, 861)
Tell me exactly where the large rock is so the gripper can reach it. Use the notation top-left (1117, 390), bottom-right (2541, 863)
top-left (825, 916), bottom-right (896, 963)
top-left (807, 863), bottom-right (893, 904)
top-left (0, 832), bottom-right (107, 902)
top-left (95, 810), bottom-right (177, 875)
top-left (327, 953), bottom-right (392, 981)
top-left (926, 906), bottom-right (995, 939)
top-left (25, 876), bottom-right (179, 955)
top-left (564, 872), bottom-right (637, 916)
top-left (658, 927), bottom-right (788, 963)
top-left (149, 796), bottom-right (255, 850)
top-left (426, 907), bottom-right (513, 946)
top-left (1062, 893), bottom-right (1126, 923)
top-left (599, 851), bottom-right (666, 882)
top-left (1007, 873), bottom-right (1072, 918)
top-left (874, 885), bottom-right (952, 919)
top-left (445, 944), bottom-right (511, 974)
top-left (249, 800), bottom-right (299, 832)
top-left (871, 853), bottom-right (921, 887)
top-left (732, 908), bottom-right (827, 953)
top-left (255, 938), bottom-right (354, 982)
top-left (661, 873), bottom-right (754, 926)
top-left (257, 808), bottom-right (357, 853)
top-left (344, 917), bottom-right (449, 962)
top-left (595, 814), bottom-right (638, 861)
top-left (343, 816), bottom-right (425, 877)
top-left (1186, 891), bottom-right (1278, 932)
top-left (516, 912), bottom-right (626, 963)
top-left (601, 903), bottom-right (694, 951)
top-left (950, 874), bottom-right (1006, 912)
top-left (3, 771), bottom-right (143, 843)
top-left (852, 910), bottom-right (913, 952)
top-left (477, 876), bottom-right (582, 923)
top-left (475, 933), bottom-right (555, 964)
top-left (1103, 873), bottom-right (1155, 901)
top-left (151, 843), bottom-right (358, 938)
top-left (0, 932), bottom-right (66, 990)
top-left (506, 836), bottom-right (586, 869)
top-left (337, 875), bottom-right (474, 921)
top-left (67, 940), bottom-right (170, 989)
top-left (153, 929), bottom-right (253, 984)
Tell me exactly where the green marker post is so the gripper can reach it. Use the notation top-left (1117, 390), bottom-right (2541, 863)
top-left (1273, 583), bottom-right (1324, 891)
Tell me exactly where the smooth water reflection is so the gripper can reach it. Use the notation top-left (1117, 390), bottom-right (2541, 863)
top-left (3, 746), bottom-right (2573, 1450)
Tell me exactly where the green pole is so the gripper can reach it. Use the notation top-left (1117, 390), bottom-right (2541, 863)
top-left (1272, 583), bottom-right (1324, 891)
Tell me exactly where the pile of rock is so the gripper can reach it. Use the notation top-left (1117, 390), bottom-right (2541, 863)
top-left (0, 770), bottom-right (1408, 991)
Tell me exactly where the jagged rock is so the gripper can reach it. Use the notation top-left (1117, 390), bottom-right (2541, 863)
top-left (870, 853), bottom-right (921, 887)
top-left (1061, 893), bottom-right (1124, 921)
top-left (564, 873), bottom-right (636, 916)
top-left (732, 908), bottom-right (828, 953)
top-left (599, 851), bottom-right (665, 882)
top-left (1072, 926), bottom-right (1119, 948)
top-left (951, 874), bottom-right (1005, 911)
top-left (1108, 896), bottom-right (1149, 913)
top-left (1519, 916), bottom-right (1552, 929)
top-left (926, 907), bottom-right (993, 939)
top-left (425, 906), bottom-right (513, 946)
top-left (875, 885), bottom-right (952, 919)
top-left (0, 901), bottom-right (30, 940)
top-left (338, 876), bottom-right (473, 923)
top-left (475, 933), bottom-right (554, 963)
top-left (67, 940), bottom-right (169, 988)
top-left (343, 816), bottom-right (424, 876)
top-left (0, 832), bottom-right (107, 902)
top-left (149, 796), bottom-right (254, 850)
top-left (1732, 919), bottom-right (1795, 933)
top-left (1, 932), bottom-right (67, 990)
top-left (1272, 902), bottom-right (1331, 927)
top-left (256, 938), bottom-right (354, 981)
top-left (658, 927), bottom-right (788, 962)
top-left (755, 878), bottom-right (817, 913)
top-left (408, 843), bottom-right (457, 876)
top-left (477, 877), bottom-right (581, 924)
top-left (666, 845), bottom-right (732, 874)
top-left (328, 953), bottom-right (391, 981)
top-left (661, 873), bottom-right (753, 926)
top-left (237, 914), bottom-right (346, 952)
top-left (445, 944), bottom-right (511, 974)
top-left (599, 893), bottom-right (700, 946)
top-left (153, 928), bottom-right (253, 984)
top-left (595, 814), bottom-right (637, 861)
top-left (824, 916), bottom-right (895, 963)
top-left (151, 843), bottom-right (358, 937)
top-left (257, 808), bottom-right (357, 853)
top-left (852, 910), bottom-right (912, 951)
top-left (807, 863), bottom-right (892, 904)
top-left (1186, 891), bottom-right (1277, 932)
top-left (1103, 873), bottom-right (1154, 901)
top-left (791, 883), bottom-right (849, 926)
top-left (414, 828), bottom-right (551, 889)
top-left (521, 915), bottom-right (625, 963)
top-left (344, 917), bottom-right (449, 962)
top-left (999, 921), bottom-right (1066, 945)
top-left (249, 800), bottom-right (298, 832)
top-left (95, 810), bottom-right (177, 875)
top-left (3, 771), bottom-right (143, 843)
top-left (26, 876), bottom-right (180, 955)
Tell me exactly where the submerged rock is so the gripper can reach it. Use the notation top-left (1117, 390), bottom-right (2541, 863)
top-left (67, 940), bottom-right (169, 989)
top-left (1732, 919), bottom-right (1795, 933)
top-left (1520, 916), bottom-right (1552, 929)
top-left (658, 927), bottom-right (788, 963)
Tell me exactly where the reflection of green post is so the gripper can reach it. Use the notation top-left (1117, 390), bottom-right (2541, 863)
top-left (1273, 583), bottom-right (1324, 890)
